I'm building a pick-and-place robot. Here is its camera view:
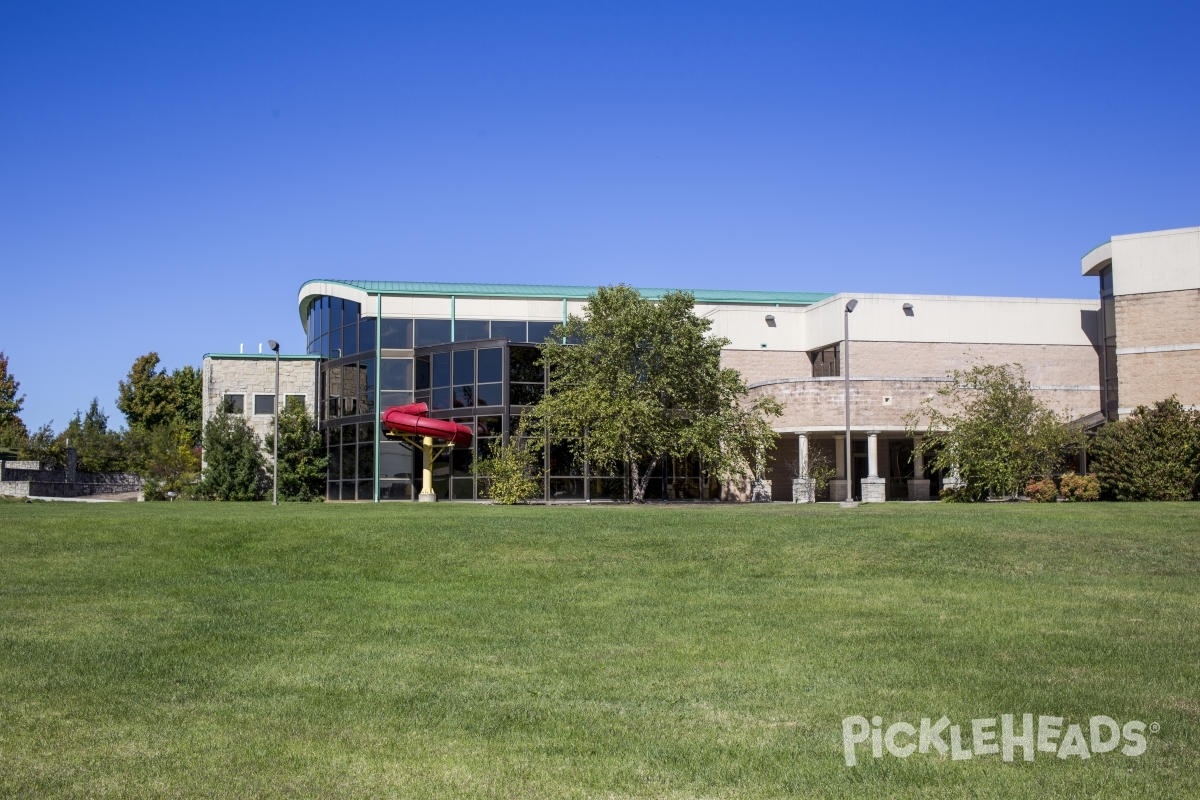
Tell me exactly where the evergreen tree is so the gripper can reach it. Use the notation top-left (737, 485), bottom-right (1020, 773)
top-left (198, 406), bottom-right (268, 500)
top-left (264, 400), bottom-right (327, 501)
top-left (60, 398), bottom-right (126, 473)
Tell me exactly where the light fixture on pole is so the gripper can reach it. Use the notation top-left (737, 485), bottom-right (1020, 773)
top-left (268, 339), bottom-right (280, 506)
top-left (842, 299), bottom-right (858, 506)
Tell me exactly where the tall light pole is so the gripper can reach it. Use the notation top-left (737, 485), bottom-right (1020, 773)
top-left (842, 299), bottom-right (858, 505)
top-left (268, 340), bottom-right (279, 506)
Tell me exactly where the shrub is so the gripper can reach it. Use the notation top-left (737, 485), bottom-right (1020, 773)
top-left (1059, 471), bottom-right (1100, 502)
top-left (1025, 478), bottom-right (1058, 503)
top-left (473, 438), bottom-right (542, 504)
top-left (1090, 397), bottom-right (1200, 500)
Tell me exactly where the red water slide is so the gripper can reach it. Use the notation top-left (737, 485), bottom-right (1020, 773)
top-left (380, 402), bottom-right (473, 447)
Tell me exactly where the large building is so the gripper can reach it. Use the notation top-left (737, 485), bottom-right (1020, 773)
top-left (202, 225), bottom-right (1199, 502)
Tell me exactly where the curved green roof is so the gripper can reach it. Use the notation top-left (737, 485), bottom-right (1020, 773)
top-left (301, 278), bottom-right (831, 306)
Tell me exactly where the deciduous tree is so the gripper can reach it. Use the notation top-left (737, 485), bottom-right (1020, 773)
top-left (906, 363), bottom-right (1079, 501)
top-left (117, 353), bottom-right (202, 446)
top-left (525, 285), bottom-right (781, 502)
top-left (0, 351), bottom-right (28, 453)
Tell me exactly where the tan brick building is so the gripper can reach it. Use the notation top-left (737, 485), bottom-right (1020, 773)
top-left (1082, 225), bottom-right (1200, 419)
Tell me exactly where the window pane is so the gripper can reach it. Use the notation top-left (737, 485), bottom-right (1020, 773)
top-left (510, 383), bottom-right (544, 405)
top-left (475, 382), bottom-right (502, 407)
top-left (453, 349), bottom-right (474, 385)
top-left (492, 320), bottom-right (526, 342)
top-left (380, 481), bottom-right (412, 500)
top-left (453, 384), bottom-right (474, 408)
top-left (343, 321), bottom-right (358, 355)
top-left (432, 352), bottom-right (451, 387)
top-left (380, 390), bottom-right (414, 409)
top-left (381, 358), bottom-right (412, 390)
top-left (549, 478), bottom-right (583, 499)
top-left (379, 441), bottom-right (413, 480)
top-left (509, 346), bottom-right (543, 382)
top-left (381, 318), bottom-right (413, 349)
top-left (528, 321), bottom-right (558, 343)
top-left (452, 477), bottom-right (475, 500)
top-left (415, 319), bottom-right (452, 347)
top-left (478, 347), bottom-right (502, 383)
top-left (432, 387), bottom-right (452, 411)
top-left (222, 394), bottom-right (245, 413)
top-left (476, 416), bottom-right (503, 437)
top-left (455, 320), bottom-right (489, 341)
top-left (254, 394), bottom-right (275, 415)
top-left (414, 355), bottom-right (431, 390)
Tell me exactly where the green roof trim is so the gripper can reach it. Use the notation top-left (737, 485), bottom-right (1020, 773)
top-left (302, 279), bottom-right (832, 306)
top-left (203, 353), bottom-right (322, 361)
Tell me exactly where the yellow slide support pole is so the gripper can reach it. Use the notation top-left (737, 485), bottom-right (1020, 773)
top-left (418, 435), bottom-right (438, 502)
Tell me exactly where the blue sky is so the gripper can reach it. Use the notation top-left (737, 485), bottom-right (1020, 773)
top-left (3, 1), bottom-right (1198, 431)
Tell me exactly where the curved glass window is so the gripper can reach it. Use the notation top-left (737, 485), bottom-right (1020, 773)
top-left (359, 317), bottom-right (376, 353)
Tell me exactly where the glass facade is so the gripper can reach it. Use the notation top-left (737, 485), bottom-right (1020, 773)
top-left (305, 293), bottom-right (719, 502)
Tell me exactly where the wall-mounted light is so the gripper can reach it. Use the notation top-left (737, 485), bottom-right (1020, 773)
top-left (902, 303), bottom-right (915, 317)
top-left (764, 314), bottom-right (776, 327)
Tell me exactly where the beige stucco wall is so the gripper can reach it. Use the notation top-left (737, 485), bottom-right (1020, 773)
top-left (1108, 226), bottom-right (1200, 296)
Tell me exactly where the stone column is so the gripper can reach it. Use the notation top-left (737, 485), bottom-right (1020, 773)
top-left (793, 433), bottom-right (815, 503)
top-left (861, 431), bottom-right (886, 503)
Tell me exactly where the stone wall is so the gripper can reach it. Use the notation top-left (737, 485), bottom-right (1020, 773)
top-left (202, 356), bottom-right (320, 447)
top-left (0, 458), bottom-right (141, 499)
top-left (748, 377), bottom-right (1098, 431)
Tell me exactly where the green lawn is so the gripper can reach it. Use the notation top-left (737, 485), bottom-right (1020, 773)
top-left (1, 501), bottom-right (1197, 798)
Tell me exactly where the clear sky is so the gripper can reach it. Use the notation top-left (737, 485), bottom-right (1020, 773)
top-left (3, 1), bottom-right (1198, 431)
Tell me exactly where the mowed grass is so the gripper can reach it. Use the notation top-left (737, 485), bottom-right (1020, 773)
top-left (1, 501), bottom-right (1198, 799)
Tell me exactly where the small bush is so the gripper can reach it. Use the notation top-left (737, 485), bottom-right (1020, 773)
top-left (473, 438), bottom-right (542, 504)
top-left (1025, 478), bottom-right (1058, 503)
top-left (1059, 471), bottom-right (1100, 502)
